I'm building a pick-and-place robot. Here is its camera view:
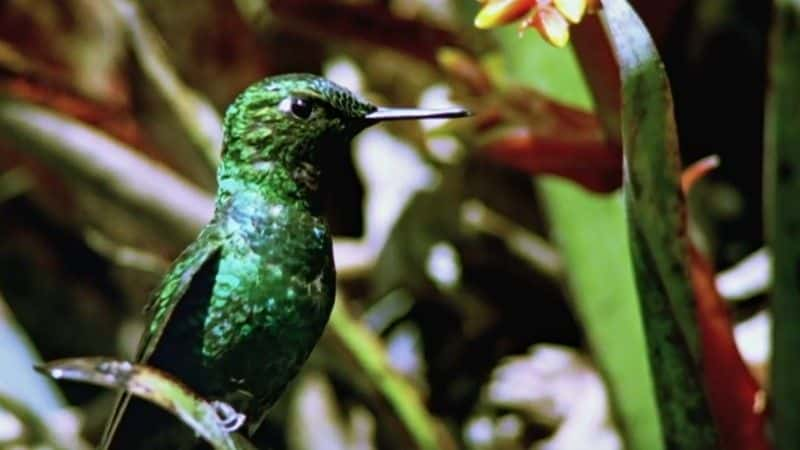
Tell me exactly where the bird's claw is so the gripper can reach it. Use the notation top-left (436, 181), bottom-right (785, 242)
top-left (211, 400), bottom-right (246, 433)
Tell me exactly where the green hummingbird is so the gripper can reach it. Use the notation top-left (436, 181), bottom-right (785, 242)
top-left (99, 73), bottom-right (468, 449)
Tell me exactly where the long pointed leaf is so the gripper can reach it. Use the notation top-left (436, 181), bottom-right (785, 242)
top-left (765, 0), bottom-right (800, 447)
top-left (494, 26), bottom-right (662, 450)
top-left (600, 1), bottom-right (719, 448)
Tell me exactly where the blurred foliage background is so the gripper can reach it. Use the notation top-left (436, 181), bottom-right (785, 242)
top-left (0, 0), bottom-right (777, 449)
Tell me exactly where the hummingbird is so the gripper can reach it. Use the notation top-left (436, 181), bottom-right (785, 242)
top-left (99, 73), bottom-right (469, 449)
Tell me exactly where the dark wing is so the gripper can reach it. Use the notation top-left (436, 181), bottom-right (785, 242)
top-left (99, 226), bottom-right (223, 450)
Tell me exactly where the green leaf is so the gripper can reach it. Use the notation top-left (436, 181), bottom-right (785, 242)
top-left (540, 180), bottom-right (663, 450)
top-left (765, 0), bottom-right (800, 448)
top-left (494, 27), bottom-right (593, 109)
top-left (493, 25), bottom-right (662, 450)
top-left (329, 299), bottom-right (441, 450)
top-left (601, 0), bottom-right (718, 448)
top-left (36, 357), bottom-right (256, 450)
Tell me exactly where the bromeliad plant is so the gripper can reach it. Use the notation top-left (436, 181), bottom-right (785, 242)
top-left (471, 0), bottom-right (797, 449)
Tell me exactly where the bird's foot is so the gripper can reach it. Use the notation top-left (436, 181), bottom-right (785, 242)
top-left (211, 400), bottom-right (247, 433)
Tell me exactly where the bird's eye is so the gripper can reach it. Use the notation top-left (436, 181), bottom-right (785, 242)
top-left (279, 96), bottom-right (314, 120)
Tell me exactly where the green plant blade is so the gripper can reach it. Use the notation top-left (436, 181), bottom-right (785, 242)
top-left (765, 1), bottom-right (800, 448)
top-left (36, 357), bottom-right (256, 450)
top-left (329, 299), bottom-right (441, 450)
top-left (600, 0), bottom-right (719, 448)
top-left (493, 26), bottom-right (662, 450)
top-left (541, 180), bottom-right (663, 450)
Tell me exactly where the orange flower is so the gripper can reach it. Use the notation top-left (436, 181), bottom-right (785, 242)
top-left (474, 0), bottom-right (537, 29)
top-left (521, 6), bottom-right (570, 47)
top-left (474, 0), bottom-right (599, 47)
top-left (554, 0), bottom-right (587, 23)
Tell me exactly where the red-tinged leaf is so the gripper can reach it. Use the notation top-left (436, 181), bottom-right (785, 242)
top-left (688, 245), bottom-right (769, 450)
top-left (571, 0), bottom-right (688, 156)
top-left (572, 15), bottom-right (622, 151)
top-left (469, 85), bottom-right (622, 192)
top-left (0, 3), bottom-right (71, 78)
top-left (0, 99), bottom-right (214, 241)
top-left (479, 125), bottom-right (621, 192)
top-left (436, 35), bottom-right (623, 193)
top-left (681, 155), bottom-right (720, 194)
top-left (683, 157), bottom-right (767, 450)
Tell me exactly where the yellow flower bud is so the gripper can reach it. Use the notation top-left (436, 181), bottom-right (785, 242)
top-left (474, 0), bottom-right (536, 29)
top-left (554, 0), bottom-right (587, 23)
top-left (521, 6), bottom-right (570, 48)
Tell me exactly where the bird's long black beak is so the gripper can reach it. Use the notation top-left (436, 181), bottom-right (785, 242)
top-left (363, 106), bottom-right (471, 122)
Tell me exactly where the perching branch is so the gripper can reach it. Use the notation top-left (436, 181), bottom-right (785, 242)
top-left (36, 358), bottom-right (256, 450)
top-left (0, 97), bottom-right (438, 447)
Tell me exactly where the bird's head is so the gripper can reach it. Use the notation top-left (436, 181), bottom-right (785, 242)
top-left (218, 74), bottom-right (468, 202)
